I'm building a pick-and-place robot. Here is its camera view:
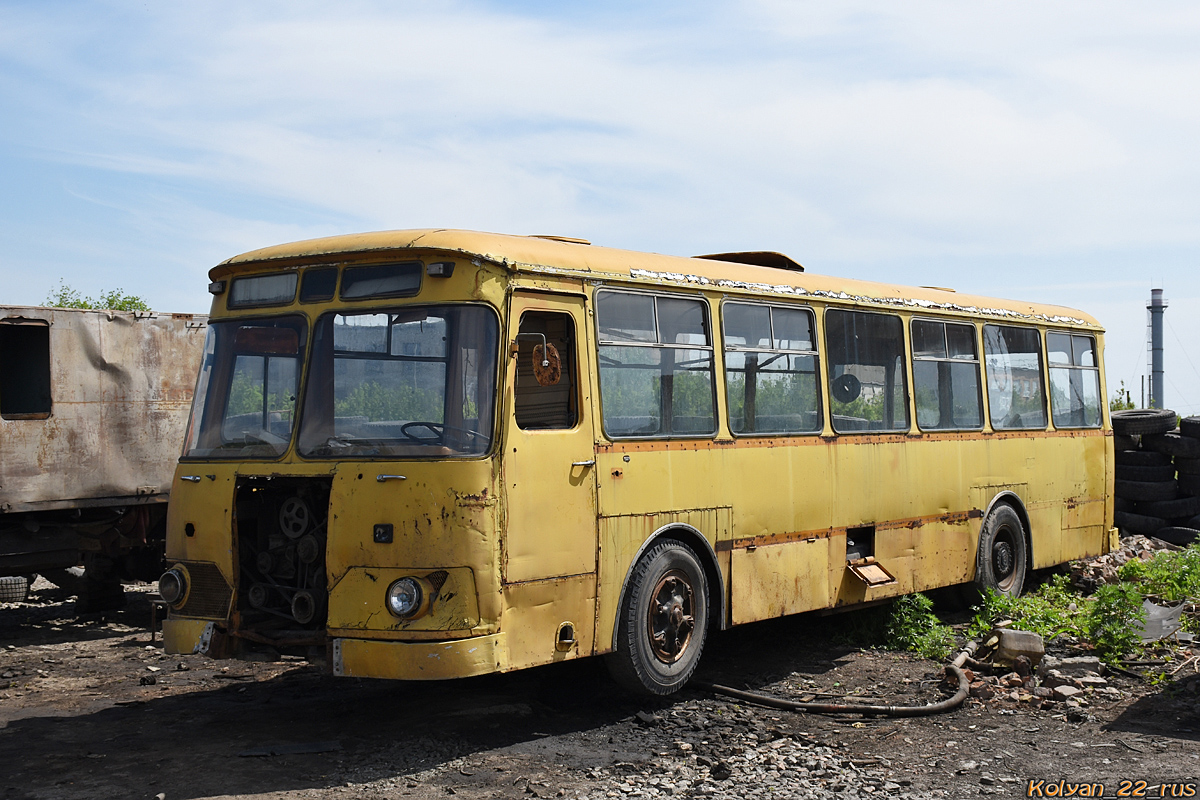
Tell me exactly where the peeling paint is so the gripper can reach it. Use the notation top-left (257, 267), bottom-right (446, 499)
top-left (627, 269), bottom-right (1090, 326)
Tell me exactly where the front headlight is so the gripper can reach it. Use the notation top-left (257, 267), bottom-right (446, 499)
top-left (159, 567), bottom-right (188, 607)
top-left (386, 578), bottom-right (423, 618)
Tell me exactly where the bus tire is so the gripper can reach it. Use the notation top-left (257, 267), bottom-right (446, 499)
top-left (974, 504), bottom-right (1027, 597)
top-left (1112, 408), bottom-right (1176, 436)
top-left (607, 540), bottom-right (709, 696)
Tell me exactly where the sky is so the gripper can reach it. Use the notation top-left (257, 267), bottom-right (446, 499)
top-left (2, 1), bottom-right (1200, 411)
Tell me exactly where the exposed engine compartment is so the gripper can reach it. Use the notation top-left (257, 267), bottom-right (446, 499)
top-left (234, 477), bottom-right (332, 651)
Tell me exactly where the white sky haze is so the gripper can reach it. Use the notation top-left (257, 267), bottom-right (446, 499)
top-left (2, 1), bottom-right (1200, 409)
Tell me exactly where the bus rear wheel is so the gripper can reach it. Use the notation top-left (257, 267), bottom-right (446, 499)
top-left (975, 504), bottom-right (1028, 597)
top-left (607, 540), bottom-right (709, 696)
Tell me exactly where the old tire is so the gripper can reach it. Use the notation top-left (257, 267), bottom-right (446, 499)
top-left (974, 504), bottom-right (1028, 597)
top-left (607, 541), bottom-right (709, 696)
top-left (1115, 463), bottom-right (1176, 482)
top-left (1144, 433), bottom-right (1200, 459)
top-left (1112, 409), bottom-right (1176, 436)
top-left (1115, 479), bottom-right (1178, 502)
top-left (1181, 416), bottom-right (1200, 440)
top-left (1179, 474), bottom-right (1200, 498)
top-left (0, 576), bottom-right (29, 603)
top-left (1115, 450), bottom-right (1172, 467)
top-left (1177, 458), bottom-right (1200, 476)
top-left (1153, 527), bottom-right (1200, 546)
top-left (1135, 494), bottom-right (1200, 520)
top-left (1114, 510), bottom-right (1168, 535)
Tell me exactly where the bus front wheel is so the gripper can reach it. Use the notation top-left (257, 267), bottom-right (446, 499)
top-left (975, 504), bottom-right (1028, 597)
top-left (607, 540), bottom-right (709, 696)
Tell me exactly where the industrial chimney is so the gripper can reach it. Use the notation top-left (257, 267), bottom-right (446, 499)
top-left (1147, 288), bottom-right (1167, 409)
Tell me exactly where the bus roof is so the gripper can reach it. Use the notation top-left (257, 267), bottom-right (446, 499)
top-left (212, 228), bottom-right (1101, 330)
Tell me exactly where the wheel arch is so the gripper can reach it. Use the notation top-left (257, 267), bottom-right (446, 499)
top-left (609, 522), bottom-right (726, 652)
top-left (980, 490), bottom-right (1034, 573)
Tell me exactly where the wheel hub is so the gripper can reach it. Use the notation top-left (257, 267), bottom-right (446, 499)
top-left (647, 571), bottom-right (695, 664)
top-left (993, 539), bottom-right (1014, 577)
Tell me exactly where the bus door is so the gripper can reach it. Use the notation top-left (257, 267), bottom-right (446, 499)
top-left (501, 292), bottom-right (598, 584)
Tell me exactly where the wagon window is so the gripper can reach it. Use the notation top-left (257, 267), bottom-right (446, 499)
top-left (596, 291), bottom-right (716, 438)
top-left (0, 322), bottom-right (52, 419)
top-left (825, 310), bottom-right (909, 433)
top-left (1047, 332), bottom-right (1101, 428)
top-left (983, 325), bottom-right (1047, 430)
top-left (723, 302), bottom-right (820, 435)
top-left (911, 319), bottom-right (983, 431)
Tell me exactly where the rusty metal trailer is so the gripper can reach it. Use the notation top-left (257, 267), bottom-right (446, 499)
top-left (0, 305), bottom-right (207, 609)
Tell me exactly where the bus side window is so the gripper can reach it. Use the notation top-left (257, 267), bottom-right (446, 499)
top-left (1047, 332), bottom-right (1101, 428)
top-left (911, 319), bottom-right (983, 431)
top-left (825, 309), bottom-right (909, 433)
top-left (723, 302), bottom-right (821, 435)
top-left (596, 291), bottom-right (716, 438)
top-left (515, 311), bottom-right (577, 430)
top-left (983, 325), bottom-right (1047, 430)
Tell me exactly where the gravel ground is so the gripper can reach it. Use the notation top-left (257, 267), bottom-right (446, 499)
top-left (1, 577), bottom-right (1198, 800)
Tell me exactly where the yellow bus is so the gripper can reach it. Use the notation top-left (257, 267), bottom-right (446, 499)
top-left (160, 229), bottom-right (1114, 695)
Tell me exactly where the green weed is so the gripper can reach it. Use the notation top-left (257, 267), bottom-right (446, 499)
top-left (885, 593), bottom-right (956, 661)
top-left (968, 574), bottom-right (1082, 641)
top-left (1085, 583), bottom-right (1146, 664)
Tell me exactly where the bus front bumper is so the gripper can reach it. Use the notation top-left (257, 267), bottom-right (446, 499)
top-left (332, 633), bottom-right (505, 680)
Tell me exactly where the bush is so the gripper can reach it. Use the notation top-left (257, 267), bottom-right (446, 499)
top-left (968, 574), bottom-right (1080, 641)
top-left (1085, 583), bottom-right (1146, 664)
top-left (1117, 544), bottom-right (1200, 603)
top-left (885, 594), bottom-right (955, 661)
top-left (44, 281), bottom-right (150, 312)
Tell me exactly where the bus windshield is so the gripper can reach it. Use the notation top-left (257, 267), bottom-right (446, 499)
top-left (184, 316), bottom-right (308, 459)
top-left (297, 305), bottom-right (498, 458)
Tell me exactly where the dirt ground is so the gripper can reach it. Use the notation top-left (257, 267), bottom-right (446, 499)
top-left (2, 581), bottom-right (1199, 800)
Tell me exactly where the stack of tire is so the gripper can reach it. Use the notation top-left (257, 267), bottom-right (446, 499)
top-left (1113, 409), bottom-right (1200, 546)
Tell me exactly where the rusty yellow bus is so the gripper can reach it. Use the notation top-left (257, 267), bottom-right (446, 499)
top-left (160, 230), bottom-right (1114, 694)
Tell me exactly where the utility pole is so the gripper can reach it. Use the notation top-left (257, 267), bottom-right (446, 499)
top-left (1147, 288), bottom-right (1167, 409)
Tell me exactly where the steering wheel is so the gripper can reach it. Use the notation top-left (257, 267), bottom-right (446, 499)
top-left (399, 421), bottom-right (489, 446)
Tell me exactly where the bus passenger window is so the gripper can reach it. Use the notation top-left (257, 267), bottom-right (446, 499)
top-left (825, 310), bottom-right (909, 434)
top-left (1047, 332), bottom-right (1101, 428)
top-left (723, 302), bottom-right (821, 435)
top-left (515, 312), bottom-right (576, 430)
top-left (911, 320), bottom-right (982, 431)
top-left (983, 325), bottom-right (1047, 430)
top-left (596, 291), bottom-right (716, 438)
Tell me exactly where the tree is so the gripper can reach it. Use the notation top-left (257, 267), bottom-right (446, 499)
top-left (1110, 380), bottom-right (1135, 412)
top-left (44, 281), bottom-right (151, 312)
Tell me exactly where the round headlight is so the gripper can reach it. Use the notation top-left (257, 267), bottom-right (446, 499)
top-left (386, 578), bottom-right (423, 618)
top-left (159, 567), bottom-right (187, 606)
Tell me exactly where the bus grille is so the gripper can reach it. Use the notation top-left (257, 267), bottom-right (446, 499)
top-left (178, 562), bottom-right (233, 618)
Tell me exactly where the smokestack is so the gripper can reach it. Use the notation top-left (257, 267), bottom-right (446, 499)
top-left (1147, 288), bottom-right (1167, 409)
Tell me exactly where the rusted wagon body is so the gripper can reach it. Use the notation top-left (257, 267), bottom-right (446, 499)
top-left (0, 306), bottom-right (207, 606)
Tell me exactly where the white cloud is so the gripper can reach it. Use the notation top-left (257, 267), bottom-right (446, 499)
top-left (2, 1), bottom-right (1200, 403)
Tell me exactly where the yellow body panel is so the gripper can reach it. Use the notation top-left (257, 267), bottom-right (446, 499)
top-left (335, 633), bottom-right (505, 680)
top-left (162, 229), bottom-right (1113, 686)
top-left (162, 618), bottom-right (211, 654)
